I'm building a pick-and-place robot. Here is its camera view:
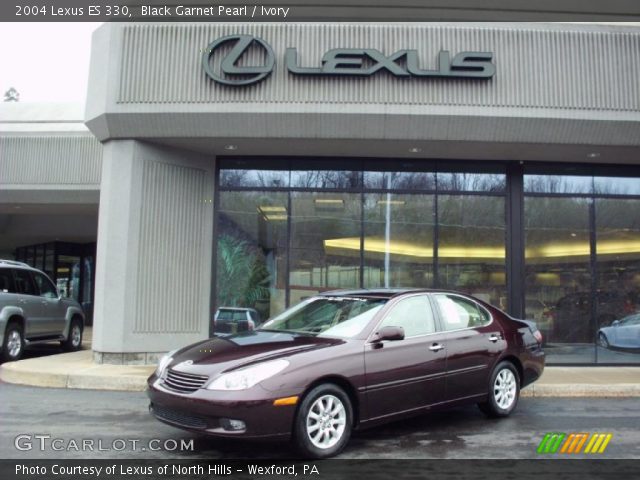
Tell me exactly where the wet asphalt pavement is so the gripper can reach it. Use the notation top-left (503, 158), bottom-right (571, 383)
top-left (1, 382), bottom-right (639, 460)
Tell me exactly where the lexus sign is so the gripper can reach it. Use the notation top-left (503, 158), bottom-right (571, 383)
top-left (202, 34), bottom-right (496, 86)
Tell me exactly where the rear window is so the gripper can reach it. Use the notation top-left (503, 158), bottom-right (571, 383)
top-left (13, 269), bottom-right (37, 296)
top-left (434, 294), bottom-right (491, 330)
top-left (216, 310), bottom-right (249, 322)
top-left (0, 268), bottom-right (15, 293)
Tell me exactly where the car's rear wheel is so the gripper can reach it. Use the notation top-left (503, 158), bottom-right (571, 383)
top-left (61, 318), bottom-right (83, 352)
top-left (598, 332), bottom-right (610, 348)
top-left (293, 383), bottom-right (353, 459)
top-left (478, 361), bottom-right (520, 417)
top-left (2, 322), bottom-right (24, 362)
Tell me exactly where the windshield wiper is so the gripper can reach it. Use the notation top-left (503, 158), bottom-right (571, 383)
top-left (258, 328), bottom-right (315, 336)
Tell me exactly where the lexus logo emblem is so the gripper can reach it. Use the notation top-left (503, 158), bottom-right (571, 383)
top-left (202, 34), bottom-right (275, 86)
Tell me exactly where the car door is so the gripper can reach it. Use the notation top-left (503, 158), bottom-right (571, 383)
top-left (364, 294), bottom-right (447, 422)
top-left (432, 293), bottom-right (505, 402)
top-left (32, 271), bottom-right (66, 335)
top-left (615, 315), bottom-right (640, 348)
top-left (11, 268), bottom-right (45, 338)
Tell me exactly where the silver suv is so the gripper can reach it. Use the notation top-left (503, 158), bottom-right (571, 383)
top-left (0, 260), bottom-right (85, 362)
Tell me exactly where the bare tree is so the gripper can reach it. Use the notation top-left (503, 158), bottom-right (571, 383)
top-left (3, 87), bottom-right (19, 102)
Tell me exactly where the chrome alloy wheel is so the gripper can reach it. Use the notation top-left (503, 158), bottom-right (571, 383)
top-left (493, 368), bottom-right (517, 410)
top-left (71, 324), bottom-right (82, 347)
top-left (306, 394), bottom-right (347, 449)
top-left (7, 330), bottom-right (22, 358)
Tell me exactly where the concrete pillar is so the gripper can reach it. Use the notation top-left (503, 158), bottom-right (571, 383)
top-left (92, 140), bottom-right (214, 364)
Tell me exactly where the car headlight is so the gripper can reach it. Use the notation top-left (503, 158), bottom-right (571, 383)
top-left (155, 349), bottom-right (177, 378)
top-left (207, 359), bottom-right (289, 391)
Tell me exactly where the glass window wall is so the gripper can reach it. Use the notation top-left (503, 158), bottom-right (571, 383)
top-left (216, 160), bottom-right (640, 365)
top-left (438, 195), bottom-right (506, 309)
top-left (363, 193), bottom-right (435, 289)
top-left (524, 196), bottom-right (593, 363)
top-left (289, 192), bottom-right (362, 304)
top-left (217, 159), bottom-right (507, 327)
top-left (595, 198), bottom-right (640, 364)
top-left (216, 191), bottom-right (288, 323)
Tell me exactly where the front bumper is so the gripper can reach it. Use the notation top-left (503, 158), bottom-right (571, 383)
top-left (147, 376), bottom-right (298, 440)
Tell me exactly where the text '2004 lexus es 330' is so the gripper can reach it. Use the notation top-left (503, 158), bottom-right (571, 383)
top-left (147, 289), bottom-right (545, 458)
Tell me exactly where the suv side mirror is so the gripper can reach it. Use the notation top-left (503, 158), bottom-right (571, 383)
top-left (371, 326), bottom-right (405, 343)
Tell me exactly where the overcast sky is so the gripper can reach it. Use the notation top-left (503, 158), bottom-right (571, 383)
top-left (0, 23), bottom-right (102, 103)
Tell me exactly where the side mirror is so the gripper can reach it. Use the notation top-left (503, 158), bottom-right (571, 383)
top-left (371, 326), bottom-right (405, 343)
top-left (612, 320), bottom-right (620, 327)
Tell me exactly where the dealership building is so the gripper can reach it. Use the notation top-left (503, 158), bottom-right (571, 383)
top-left (2, 21), bottom-right (640, 365)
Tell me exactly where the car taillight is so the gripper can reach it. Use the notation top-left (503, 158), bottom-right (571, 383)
top-left (533, 330), bottom-right (543, 344)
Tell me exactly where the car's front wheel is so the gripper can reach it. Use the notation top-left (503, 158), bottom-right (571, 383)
top-left (478, 361), bottom-right (520, 417)
top-left (598, 332), bottom-right (610, 349)
top-left (294, 383), bottom-right (353, 459)
top-left (2, 322), bottom-right (24, 362)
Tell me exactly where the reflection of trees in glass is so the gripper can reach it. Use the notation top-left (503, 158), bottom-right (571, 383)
top-left (524, 175), bottom-right (593, 194)
top-left (220, 170), bottom-right (289, 188)
top-left (291, 170), bottom-right (361, 189)
top-left (438, 195), bottom-right (505, 247)
top-left (216, 234), bottom-right (271, 309)
top-left (365, 171), bottom-right (436, 190)
top-left (524, 197), bottom-right (590, 243)
top-left (438, 173), bottom-right (505, 192)
top-left (594, 178), bottom-right (640, 196)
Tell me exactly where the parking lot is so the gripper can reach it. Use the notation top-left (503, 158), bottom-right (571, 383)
top-left (1, 382), bottom-right (638, 459)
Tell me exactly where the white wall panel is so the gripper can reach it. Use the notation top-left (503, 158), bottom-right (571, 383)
top-left (116, 23), bottom-right (640, 112)
top-left (0, 135), bottom-right (102, 185)
top-left (133, 159), bottom-right (209, 334)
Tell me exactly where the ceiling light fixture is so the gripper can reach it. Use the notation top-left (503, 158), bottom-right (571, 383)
top-left (263, 214), bottom-right (287, 221)
top-left (258, 206), bottom-right (287, 213)
top-left (224, 144), bottom-right (238, 151)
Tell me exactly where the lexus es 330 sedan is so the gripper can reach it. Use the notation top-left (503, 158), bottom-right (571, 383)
top-left (147, 289), bottom-right (545, 458)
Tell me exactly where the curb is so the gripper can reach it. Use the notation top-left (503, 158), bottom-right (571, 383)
top-left (521, 384), bottom-right (640, 398)
top-left (2, 351), bottom-right (640, 396)
top-left (0, 365), bottom-right (151, 391)
top-left (0, 350), bottom-right (154, 392)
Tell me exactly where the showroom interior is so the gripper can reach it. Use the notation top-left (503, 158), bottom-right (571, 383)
top-left (2, 21), bottom-right (640, 365)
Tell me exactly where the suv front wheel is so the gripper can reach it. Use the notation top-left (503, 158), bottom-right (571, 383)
top-left (2, 322), bottom-right (24, 362)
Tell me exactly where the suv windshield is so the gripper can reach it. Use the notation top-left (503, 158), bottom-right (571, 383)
top-left (259, 296), bottom-right (387, 339)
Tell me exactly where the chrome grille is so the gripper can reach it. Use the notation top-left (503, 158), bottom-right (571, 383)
top-left (162, 369), bottom-right (208, 393)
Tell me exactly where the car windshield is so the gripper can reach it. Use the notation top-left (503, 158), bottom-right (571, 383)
top-left (259, 296), bottom-right (388, 339)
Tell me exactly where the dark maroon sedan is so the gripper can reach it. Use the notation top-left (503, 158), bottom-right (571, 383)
top-left (147, 289), bottom-right (544, 458)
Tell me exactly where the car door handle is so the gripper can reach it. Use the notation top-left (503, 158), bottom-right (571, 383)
top-left (488, 334), bottom-right (501, 343)
top-left (429, 343), bottom-right (445, 352)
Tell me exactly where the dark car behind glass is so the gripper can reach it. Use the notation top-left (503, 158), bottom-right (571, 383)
top-left (552, 290), bottom-right (638, 343)
top-left (213, 307), bottom-right (261, 334)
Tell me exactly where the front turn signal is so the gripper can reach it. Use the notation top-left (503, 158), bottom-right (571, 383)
top-left (273, 396), bottom-right (299, 406)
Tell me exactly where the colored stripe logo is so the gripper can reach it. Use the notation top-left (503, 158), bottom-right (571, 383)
top-left (537, 432), bottom-right (612, 454)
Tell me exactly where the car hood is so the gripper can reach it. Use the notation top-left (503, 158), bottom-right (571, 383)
top-left (168, 330), bottom-right (344, 375)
